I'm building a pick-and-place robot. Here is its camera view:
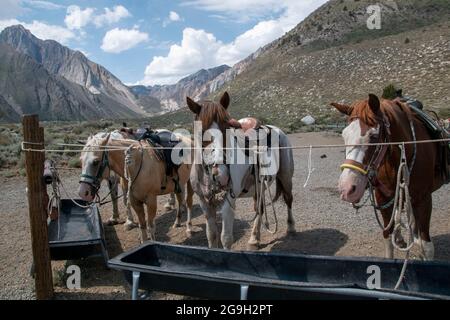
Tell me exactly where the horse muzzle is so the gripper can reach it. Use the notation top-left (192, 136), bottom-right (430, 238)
top-left (78, 181), bottom-right (97, 202)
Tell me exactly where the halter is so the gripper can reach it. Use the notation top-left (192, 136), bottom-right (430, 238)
top-left (340, 115), bottom-right (393, 201)
top-left (79, 148), bottom-right (110, 194)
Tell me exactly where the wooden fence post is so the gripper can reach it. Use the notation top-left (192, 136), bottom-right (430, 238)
top-left (22, 114), bottom-right (53, 300)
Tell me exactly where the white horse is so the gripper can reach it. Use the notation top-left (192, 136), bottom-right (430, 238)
top-left (187, 92), bottom-right (296, 250)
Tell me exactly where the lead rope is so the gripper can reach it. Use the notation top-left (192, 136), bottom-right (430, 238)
top-left (255, 147), bottom-right (278, 234)
top-left (303, 145), bottom-right (315, 188)
top-left (391, 143), bottom-right (415, 290)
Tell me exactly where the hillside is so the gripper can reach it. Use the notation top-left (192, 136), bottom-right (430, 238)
top-left (0, 43), bottom-right (141, 121)
top-left (153, 0), bottom-right (450, 131)
top-left (0, 25), bottom-right (148, 117)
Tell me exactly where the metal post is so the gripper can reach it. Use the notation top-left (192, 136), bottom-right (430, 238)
top-left (132, 271), bottom-right (141, 300)
top-left (22, 114), bottom-right (53, 300)
top-left (240, 284), bottom-right (249, 300)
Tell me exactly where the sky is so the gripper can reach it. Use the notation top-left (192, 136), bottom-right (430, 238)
top-left (0, 0), bottom-right (328, 86)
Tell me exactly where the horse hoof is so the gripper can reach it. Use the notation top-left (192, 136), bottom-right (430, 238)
top-left (124, 221), bottom-right (138, 231)
top-left (172, 222), bottom-right (182, 229)
top-left (106, 218), bottom-right (120, 226)
top-left (247, 242), bottom-right (260, 251)
top-left (186, 230), bottom-right (193, 238)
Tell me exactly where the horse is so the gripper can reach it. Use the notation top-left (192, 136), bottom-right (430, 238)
top-left (187, 91), bottom-right (296, 250)
top-left (80, 130), bottom-right (138, 230)
top-left (78, 132), bottom-right (194, 242)
top-left (331, 94), bottom-right (447, 260)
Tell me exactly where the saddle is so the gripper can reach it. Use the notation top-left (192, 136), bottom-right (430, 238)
top-left (231, 117), bottom-right (274, 159)
top-left (400, 101), bottom-right (450, 184)
top-left (135, 128), bottom-right (182, 178)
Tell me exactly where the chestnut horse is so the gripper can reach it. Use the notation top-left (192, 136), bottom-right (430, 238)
top-left (331, 94), bottom-right (446, 260)
top-left (187, 92), bottom-right (296, 250)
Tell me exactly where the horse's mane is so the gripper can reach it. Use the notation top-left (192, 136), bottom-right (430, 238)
top-left (350, 98), bottom-right (409, 127)
top-left (197, 100), bottom-right (231, 132)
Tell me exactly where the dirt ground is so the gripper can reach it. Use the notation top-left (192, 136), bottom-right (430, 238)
top-left (0, 132), bottom-right (449, 300)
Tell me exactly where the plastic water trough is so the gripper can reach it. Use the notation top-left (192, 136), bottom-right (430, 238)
top-left (108, 242), bottom-right (450, 300)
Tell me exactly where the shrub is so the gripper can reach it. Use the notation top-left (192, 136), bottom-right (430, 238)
top-left (68, 157), bottom-right (81, 168)
top-left (382, 84), bottom-right (398, 100)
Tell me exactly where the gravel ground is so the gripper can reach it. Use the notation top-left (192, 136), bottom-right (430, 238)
top-left (0, 132), bottom-right (449, 300)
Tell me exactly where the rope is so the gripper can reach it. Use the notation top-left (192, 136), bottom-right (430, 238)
top-left (254, 150), bottom-right (278, 234)
top-left (21, 138), bottom-right (450, 153)
top-left (303, 145), bottom-right (315, 188)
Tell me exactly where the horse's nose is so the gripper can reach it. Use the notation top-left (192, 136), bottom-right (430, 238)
top-left (340, 184), bottom-right (357, 201)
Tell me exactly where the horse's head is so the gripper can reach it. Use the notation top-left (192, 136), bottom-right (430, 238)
top-left (331, 94), bottom-right (389, 204)
top-left (78, 133), bottom-right (111, 202)
top-left (186, 92), bottom-right (235, 197)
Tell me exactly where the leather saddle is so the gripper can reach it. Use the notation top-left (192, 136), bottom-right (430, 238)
top-left (232, 117), bottom-right (273, 158)
top-left (400, 102), bottom-right (450, 184)
top-left (135, 128), bottom-right (181, 177)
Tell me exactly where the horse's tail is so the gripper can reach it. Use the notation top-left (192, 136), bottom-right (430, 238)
top-left (272, 177), bottom-right (283, 203)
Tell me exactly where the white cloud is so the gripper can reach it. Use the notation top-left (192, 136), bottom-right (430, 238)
top-left (64, 5), bottom-right (94, 30)
top-left (142, 28), bottom-right (222, 85)
top-left (64, 5), bottom-right (131, 30)
top-left (169, 11), bottom-right (181, 22)
top-left (142, 0), bottom-right (328, 85)
top-left (163, 11), bottom-right (182, 27)
top-left (101, 27), bottom-right (149, 54)
top-left (24, 0), bottom-right (65, 10)
top-left (0, 19), bottom-right (76, 44)
top-left (94, 5), bottom-right (131, 27)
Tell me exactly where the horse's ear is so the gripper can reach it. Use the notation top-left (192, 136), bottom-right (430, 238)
top-left (101, 133), bottom-right (111, 146)
top-left (187, 96), bottom-right (201, 114)
top-left (330, 102), bottom-right (353, 116)
top-left (368, 94), bottom-right (381, 114)
top-left (220, 91), bottom-right (230, 109)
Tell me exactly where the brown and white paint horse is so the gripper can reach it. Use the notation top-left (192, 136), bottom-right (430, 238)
top-left (187, 92), bottom-right (296, 250)
top-left (78, 133), bottom-right (194, 242)
top-left (332, 94), bottom-right (446, 260)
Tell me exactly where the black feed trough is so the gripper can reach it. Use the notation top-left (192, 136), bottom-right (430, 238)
top-left (47, 199), bottom-right (108, 263)
top-left (108, 242), bottom-right (450, 300)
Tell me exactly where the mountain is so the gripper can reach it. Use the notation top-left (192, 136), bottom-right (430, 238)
top-left (0, 25), bottom-right (147, 117)
top-left (206, 0), bottom-right (450, 127)
top-left (0, 43), bottom-right (141, 121)
top-left (130, 65), bottom-right (231, 113)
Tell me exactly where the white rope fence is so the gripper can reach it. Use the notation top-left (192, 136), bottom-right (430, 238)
top-left (21, 138), bottom-right (450, 153)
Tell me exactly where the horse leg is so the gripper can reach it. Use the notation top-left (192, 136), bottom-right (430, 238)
top-left (146, 195), bottom-right (158, 241)
top-left (279, 178), bottom-right (296, 234)
top-left (173, 187), bottom-right (186, 229)
top-left (413, 195), bottom-right (434, 260)
top-left (164, 193), bottom-right (176, 211)
top-left (220, 198), bottom-right (235, 250)
top-left (248, 194), bottom-right (262, 250)
top-left (185, 181), bottom-right (194, 237)
top-left (121, 178), bottom-right (138, 231)
top-left (201, 202), bottom-right (219, 248)
top-left (107, 176), bottom-right (120, 225)
top-left (381, 209), bottom-right (394, 259)
top-left (130, 196), bottom-right (147, 243)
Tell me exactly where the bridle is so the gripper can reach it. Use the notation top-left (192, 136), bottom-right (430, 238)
top-left (79, 147), bottom-right (110, 197)
top-left (340, 115), bottom-right (394, 205)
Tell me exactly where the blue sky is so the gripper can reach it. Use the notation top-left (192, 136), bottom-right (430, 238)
top-left (0, 0), bottom-right (328, 85)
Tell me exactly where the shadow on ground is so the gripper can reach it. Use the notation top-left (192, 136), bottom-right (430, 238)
top-left (269, 228), bottom-right (349, 256)
top-left (434, 233), bottom-right (450, 261)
